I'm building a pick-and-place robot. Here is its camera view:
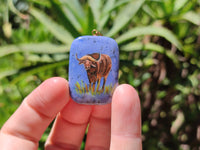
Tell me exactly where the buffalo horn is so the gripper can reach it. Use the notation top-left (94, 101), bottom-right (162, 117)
top-left (76, 53), bottom-right (101, 62)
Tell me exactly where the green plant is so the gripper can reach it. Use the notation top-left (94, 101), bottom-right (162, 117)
top-left (75, 81), bottom-right (114, 95)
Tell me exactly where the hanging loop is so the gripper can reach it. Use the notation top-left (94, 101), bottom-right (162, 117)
top-left (92, 29), bottom-right (103, 36)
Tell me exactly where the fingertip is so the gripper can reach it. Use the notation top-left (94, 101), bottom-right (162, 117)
top-left (26, 77), bottom-right (70, 118)
top-left (111, 84), bottom-right (142, 149)
top-left (111, 83), bottom-right (141, 136)
top-left (113, 84), bottom-right (140, 109)
top-left (115, 84), bottom-right (138, 96)
top-left (41, 77), bottom-right (69, 93)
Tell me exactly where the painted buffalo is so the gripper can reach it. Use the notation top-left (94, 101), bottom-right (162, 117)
top-left (76, 53), bottom-right (112, 92)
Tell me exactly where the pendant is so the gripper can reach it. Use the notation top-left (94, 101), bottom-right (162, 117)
top-left (68, 30), bottom-right (119, 105)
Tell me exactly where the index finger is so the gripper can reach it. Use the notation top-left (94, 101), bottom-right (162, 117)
top-left (110, 84), bottom-right (142, 150)
top-left (0, 77), bottom-right (69, 150)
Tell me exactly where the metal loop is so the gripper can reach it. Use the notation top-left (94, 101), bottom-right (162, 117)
top-left (92, 29), bottom-right (103, 36)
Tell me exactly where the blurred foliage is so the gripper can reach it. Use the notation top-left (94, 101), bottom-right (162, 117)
top-left (0, 0), bottom-right (200, 149)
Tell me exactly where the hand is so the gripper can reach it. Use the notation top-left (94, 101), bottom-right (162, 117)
top-left (0, 77), bottom-right (142, 150)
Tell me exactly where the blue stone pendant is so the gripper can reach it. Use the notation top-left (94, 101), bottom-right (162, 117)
top-left (68, 34), bottom-right (119, 105)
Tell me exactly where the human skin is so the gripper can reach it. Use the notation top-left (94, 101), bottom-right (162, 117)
top-left (0, 77), bottom-right (142, 150)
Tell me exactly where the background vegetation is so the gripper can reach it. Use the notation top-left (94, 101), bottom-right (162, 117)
top-left (0, 0), bottom-right (200, 149)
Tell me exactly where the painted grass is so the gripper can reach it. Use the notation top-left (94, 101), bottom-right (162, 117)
top-left (75, 80), bottom-right (116, 95)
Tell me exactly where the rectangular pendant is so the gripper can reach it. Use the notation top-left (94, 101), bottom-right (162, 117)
top-left (68, 35), bottom-right (119, 105)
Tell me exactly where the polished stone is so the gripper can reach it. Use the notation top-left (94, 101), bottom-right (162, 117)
top-left (69, 36), bottom-right (119, 105)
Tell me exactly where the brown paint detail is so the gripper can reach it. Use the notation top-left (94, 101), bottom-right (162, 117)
top-left (76, 53), bottom-right (112, 92)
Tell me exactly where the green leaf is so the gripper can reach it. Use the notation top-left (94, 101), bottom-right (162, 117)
top-left (88, 0), bottom-right (102, 27)
top-left (98, 15), bottom-right (109, 31)
top-left (26, 54), bottom-right (54, 63)
top-left (99, 0), bottom-right (132, 30)
top-left (121, 42), bottom-right (165, 53)
top-left (11, 61), bottom-right (67, 84)
top-left (160, 0), bottom-right (173, 16)
top-left (0, 45), bottom-right (19, 58)
top-left (106, 0), bottom-right (145, 37)
top-left (49, 0), bottom-right (80, 37)
top-left (102, 0), bottom-right (116, 13)
top-left (0, 69), bottom-right (19, 80)
top-left (103, 0), bottom-right (133, 14)
top-left (61, 0), bottom-right (86, 31)
top-left (99, 0), bottom-right (116, 30)
top-left (120, 42), bottom-right (180, 67)
top-left (63, 0), bottom-right (85, 19)
top-left (30, 8), bottom-right (74, 44)
top-left (182, 11), bottom-right (200, 25)
top-left (61, 5), bottom-right (83, 33)
top-left (142, 4), bottom-right (156, 19)
top-left (85, 6), bottom-right (96, 35)
top-left (116, 26), bottom-right (183, 50)
top-left (28, 0), bottom-right (51, 7)
top-left (174, 0), bottom-right (188, 11)
top-left (0, 42), bottom-right (69, 58)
